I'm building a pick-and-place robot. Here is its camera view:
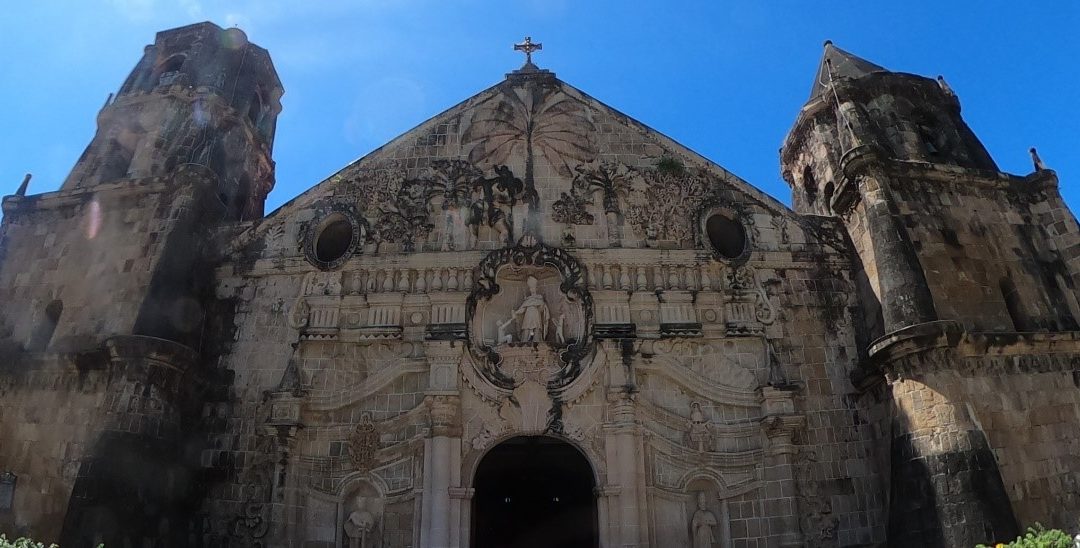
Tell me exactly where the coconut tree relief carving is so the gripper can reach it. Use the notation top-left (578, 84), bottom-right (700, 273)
top-left (463, 80), bottom-right (597, 240)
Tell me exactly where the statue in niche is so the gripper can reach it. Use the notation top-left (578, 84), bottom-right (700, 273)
top-left (344, 509), bottom-right (375, 548)
top-left (500, 275), bottom-right (550, 343)
top-left (342, 491), bottom-right (383, 548)
top-left (691, 491), bottom-right (718, 548)
top-left (466, 242), bottom-right (594, 390)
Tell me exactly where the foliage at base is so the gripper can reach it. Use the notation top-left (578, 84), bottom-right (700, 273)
top-left (976, 523), bottom-right (1075, 548)
top-left (0, 535), bottom-right (57, 548)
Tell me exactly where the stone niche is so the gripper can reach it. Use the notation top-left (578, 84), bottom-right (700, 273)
top-left (466, 242), bottom-right (594, 390)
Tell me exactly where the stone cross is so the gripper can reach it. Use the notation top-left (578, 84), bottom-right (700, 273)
top-left (514, 36), bottom-right (542, 65)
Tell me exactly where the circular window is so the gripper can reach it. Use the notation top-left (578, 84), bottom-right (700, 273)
top-left (304, 210), bottom-right (362, 270)
top-left (705, 213), bottom-right (746, 260)
top-left (316, 219), bottom-right (353, 263)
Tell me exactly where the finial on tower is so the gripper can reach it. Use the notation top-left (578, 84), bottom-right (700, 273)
top-left (1029, 147), bottom-right (1047, 172)
top-left (823, 39), bottom-right (833, 48)
top-left (936, 75), bottom-right (956, 98)
top-left (514, 36), bottom-right (543, 67)
top-left (15, 173), bottom-right (30, 197)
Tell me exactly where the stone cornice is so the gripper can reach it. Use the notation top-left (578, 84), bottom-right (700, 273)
top-left (856, 321), bottom-right (1080, 390)
top-left (832, 146), bottom-right (1057, 216)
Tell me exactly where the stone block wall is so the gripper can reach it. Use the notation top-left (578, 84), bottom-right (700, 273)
top-left (0, 184), bottom-right (172, 352)
top-left (863, 328), bottom-right (1080, 546)
top-left (0, 356), bottom-right (109, 541)
top-left (888, 167), bottom-right (1080, 333)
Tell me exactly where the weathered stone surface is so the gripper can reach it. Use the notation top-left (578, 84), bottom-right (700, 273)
top-left (0, 26), bottom-right (1077, 548)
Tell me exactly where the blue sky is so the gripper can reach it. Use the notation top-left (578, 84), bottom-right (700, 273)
top-left (1, 1), bottom-right (1077, 215)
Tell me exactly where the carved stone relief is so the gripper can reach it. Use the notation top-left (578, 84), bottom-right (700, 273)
top-left (348, 413), bottom-right (380, 472)
top-left (625, 168), bottom-right (714, 245)
top-left (466, 241), bottom-right (594, 390)
top-left (463, 79), bottom-right (597, 184)
top-left (686, 401), bottom-right (713, 452)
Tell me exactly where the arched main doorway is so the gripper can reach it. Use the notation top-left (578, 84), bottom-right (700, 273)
top-left (472, 436), bottom-right (598, 548)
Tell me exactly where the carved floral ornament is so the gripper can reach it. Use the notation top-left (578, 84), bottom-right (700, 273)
top-left (299, 160), bottom-right (544, 255)
top-left (348, 413), bottom-right (380, 471)
top-left (465, 240), bottom-right (594, 391)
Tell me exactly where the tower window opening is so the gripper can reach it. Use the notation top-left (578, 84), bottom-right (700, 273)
top-left (920, 128), bottom-right (940, 156)
top-left (247, 90), bottom-right (264, 128)
top-left (98, 138), bottom-right (134, 183)
top-left (155, 54), bottom-right (186, 86)
top-left (27, 300), bottom-right (63, 352)
top-left (803, 166), bottom-right (818, 205)
top-left (823, 181), bottom-right (835, 210)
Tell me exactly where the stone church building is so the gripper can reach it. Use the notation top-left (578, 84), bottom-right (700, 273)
top-left (2, 21), bottom-right (1080, 548)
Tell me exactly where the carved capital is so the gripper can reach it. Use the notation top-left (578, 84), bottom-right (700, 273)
top-left (761, 414), bottom-right (806, 456)
top-left (425, 394), bottom-right (461, 437)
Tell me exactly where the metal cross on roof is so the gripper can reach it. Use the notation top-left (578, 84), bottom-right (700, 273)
top-left (514, 36), bottom-right (542, 65)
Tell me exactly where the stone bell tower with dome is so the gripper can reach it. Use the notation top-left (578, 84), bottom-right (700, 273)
top-left (2, 24), bottom-right (1080, 548)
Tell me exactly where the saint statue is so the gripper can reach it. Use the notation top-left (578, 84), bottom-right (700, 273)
top-left (501, 275), bottom-right (550, 342)
top-left (691, 491), bottom-right (717, 548)
top-left (344, 508), bottom-right (376, 548)
top-left (687, 401), bottom-right (712, 452)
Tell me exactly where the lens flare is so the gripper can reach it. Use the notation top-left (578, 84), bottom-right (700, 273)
top-left (220, 27), bottom-right (248, 50)
top-left (84, 199), bottom-right (102, 240)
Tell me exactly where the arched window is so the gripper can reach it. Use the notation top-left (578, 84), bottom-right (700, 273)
top-left (247, 90), bottom-right (264, 127)
top-left (27, 300), bottom-right (63, 351)
top-left (154, 54), bottom-right (186, 86)
top-left (803, 166), bottom-right (818, 205)
top-left (98, 138), bottom-right (134, 182)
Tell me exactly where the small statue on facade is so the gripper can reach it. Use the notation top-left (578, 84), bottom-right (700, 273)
top-left (687, 402), bottom-right (713, 452)
top-left (644, 224), bottom-right (658, 248)
top-left (503, 275), bottom-right (550, 342)
top-left (936, 75), bottom-right (956, 98)
top-left (691, 491), bottom-right (718, 548)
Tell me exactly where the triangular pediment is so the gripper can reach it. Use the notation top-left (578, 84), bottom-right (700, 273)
top-left (235, 68), bottom-right (807, 257)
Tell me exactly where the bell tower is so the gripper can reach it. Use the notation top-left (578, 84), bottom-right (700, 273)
top-left (781, 41), bottom-right (1079, 340)
top-left (781, 42), bottom-right (1080, 547)
top-left (62, 22), bottom-right (282, 220)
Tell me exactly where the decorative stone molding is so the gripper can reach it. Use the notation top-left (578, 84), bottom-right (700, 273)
top-left (724, 265), bottom-right (776, 335)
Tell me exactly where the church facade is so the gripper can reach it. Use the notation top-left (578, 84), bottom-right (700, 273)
top-left (2, 22), bottom-right (1079, 548)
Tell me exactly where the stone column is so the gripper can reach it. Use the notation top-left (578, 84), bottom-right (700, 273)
top-left (840, 147), bottom-right (938, 332)
top-left (604, 392), bottom-right (649, 547)
top-left (448, 487), bottom-right (474, 548)
top-left (594, 485), bottom-right (621, 548)
top-left (760, 386), bottom-right (805, 548)
top-left (421, 341), bottom-right (462, 548)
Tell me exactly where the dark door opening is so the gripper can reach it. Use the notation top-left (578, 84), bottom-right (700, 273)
top-left (472, 436), bottom-right (597, 548)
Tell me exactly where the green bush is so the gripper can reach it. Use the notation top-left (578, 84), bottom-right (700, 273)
top-left (0, 535), bottom-right (57, 548)
top-left (976, 523), bottom-right (1074, 548)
